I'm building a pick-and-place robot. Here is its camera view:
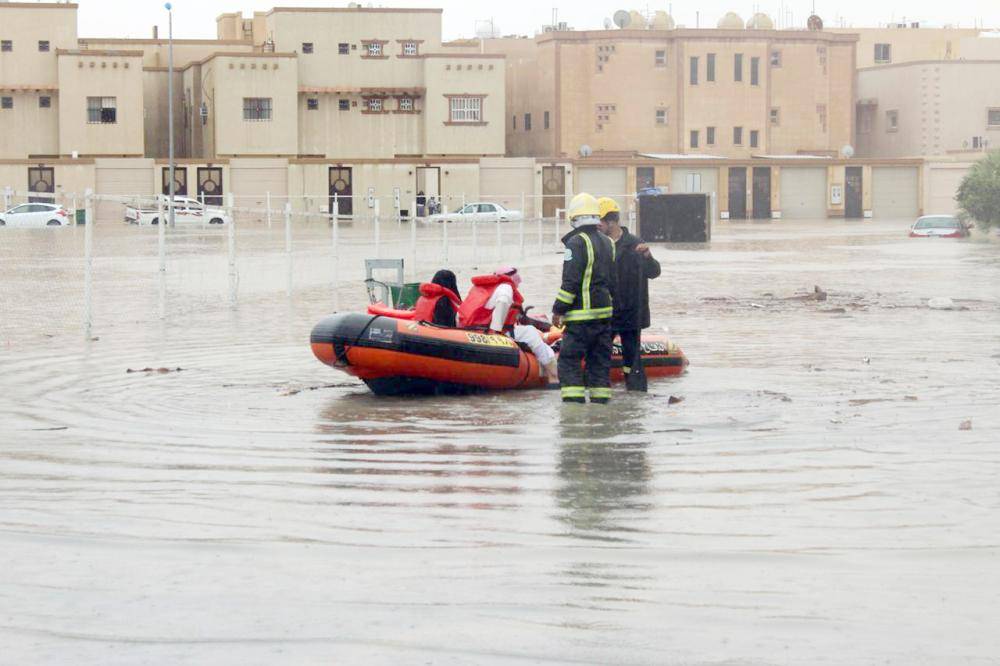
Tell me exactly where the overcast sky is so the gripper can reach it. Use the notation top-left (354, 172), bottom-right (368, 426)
top-left (74, 0), bottom-right (1000, 41)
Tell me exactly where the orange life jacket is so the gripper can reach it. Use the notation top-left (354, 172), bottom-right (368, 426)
top-left (457, 274), bottom-right (524, 330)
top-left (411, 282), bottom-right (462, 323)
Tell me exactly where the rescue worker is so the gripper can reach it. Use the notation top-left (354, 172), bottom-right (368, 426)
top-left (597, 197), bottom-right (661, 392)
top-left (458, 267), bottom-right (559, 384)
top-left (552, 193), bottom-right (617, 404)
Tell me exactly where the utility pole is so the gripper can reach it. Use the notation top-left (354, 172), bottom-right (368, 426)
top-left (166, 3), bottom-right (176, 228)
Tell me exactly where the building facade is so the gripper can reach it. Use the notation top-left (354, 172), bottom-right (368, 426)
top-left (487, 23), bottom-right (857, 160)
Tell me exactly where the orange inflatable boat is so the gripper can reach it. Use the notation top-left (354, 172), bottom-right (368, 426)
top-left (311, 312), bottom-right (688, 396)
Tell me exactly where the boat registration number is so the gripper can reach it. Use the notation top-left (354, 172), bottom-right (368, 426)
top-left (466, 333), bottom-right (515, 347)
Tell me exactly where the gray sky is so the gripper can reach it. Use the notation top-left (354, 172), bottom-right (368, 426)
top-left (76, 0), bottom-right (1000, 41)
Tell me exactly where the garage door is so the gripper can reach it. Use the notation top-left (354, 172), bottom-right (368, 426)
top-left (779, 167), bottom-right (827, 219)
top-left (872, 167), bottom-right (919, 219)
top-left (230, 159), bottom-right (288, 222)
top-left (480, 158), bottom-right (535, 216)
top-left (670, 167), bottom-right (719, 196)
top-left (576, 167), bottom-right (628, 212)
top-left (95, 159), bottom-right (155, 224)
top-left (926, 165), bottom-right (969, 215)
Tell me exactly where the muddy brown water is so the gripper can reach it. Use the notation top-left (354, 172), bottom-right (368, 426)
top-left (1, 219), bottom-right (999, 664)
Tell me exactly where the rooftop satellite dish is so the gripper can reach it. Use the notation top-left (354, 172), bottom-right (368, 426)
top-left (603, 17), bottom-right (614, 30)
top-left (613, 10), bottom-right (631, 29)
top-left (841, 144), bottom-right (855, 158)
top-left (807, 14), bottom-right (824, 30)
top-left (579, 144), bottom-right (593, 158)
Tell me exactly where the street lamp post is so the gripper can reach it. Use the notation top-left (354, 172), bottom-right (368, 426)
top-left (166, 3), bottom-right (175, 228)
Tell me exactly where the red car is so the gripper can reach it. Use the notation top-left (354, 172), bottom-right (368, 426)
top-left (909, 215), bottom-right (971, 238)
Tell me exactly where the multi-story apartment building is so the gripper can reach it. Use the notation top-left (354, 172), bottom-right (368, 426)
top-left (487, 16), bottom-right (857, 161)
top-left (828, 25), bottom-right (989, 67)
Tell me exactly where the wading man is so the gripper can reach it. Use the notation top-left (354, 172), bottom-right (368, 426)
top-left (552, 193), bottom-right (617, 404)
top-left (597, 197), bottom-right (661, 392)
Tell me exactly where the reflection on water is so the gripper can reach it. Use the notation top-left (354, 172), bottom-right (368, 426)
top-left (555, 401), bottom-right (652, 537)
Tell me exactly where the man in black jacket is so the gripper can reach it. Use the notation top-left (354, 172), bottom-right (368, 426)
top-left (597, 197), bottom-right (661, 391)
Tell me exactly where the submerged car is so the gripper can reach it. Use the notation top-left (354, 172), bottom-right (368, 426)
top-left (908, 215), bottom-right (970, 238)
top-left (124, 197), bottom-right (230, 226)
top-left (0, 203), bottom-right (72, 228)
top-left (427, 202), bottom-right (523, 224)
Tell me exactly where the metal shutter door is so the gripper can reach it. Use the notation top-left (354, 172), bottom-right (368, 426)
top-left (872, 167), bottom-right (919, 219)
top-left (779, 167), bottom-right (827, 219)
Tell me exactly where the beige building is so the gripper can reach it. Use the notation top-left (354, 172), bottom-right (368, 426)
top-left (829, 25), bottom-right (990, 67)
top-left (856, 60), bottom-right (1000, 158)
top-left (486, 19), bottom-right (857, 162)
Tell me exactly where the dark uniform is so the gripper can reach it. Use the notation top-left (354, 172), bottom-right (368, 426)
top-left (553, 224), bottom-right (617, 403)
top-left (611, 228), bottom-right (661, 391)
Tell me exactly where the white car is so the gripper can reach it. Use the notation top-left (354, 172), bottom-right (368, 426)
top-left (427, 202), bottom-right (524, 224)
top-left (0, 202), bottom-right (72, 228)
top-left (125, 197), bottom-right (230, 226)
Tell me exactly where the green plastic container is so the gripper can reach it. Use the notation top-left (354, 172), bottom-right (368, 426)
top-left (75, 208), bottom-right (87, 225)
top-left (390, 282), bottom-right (422, 309)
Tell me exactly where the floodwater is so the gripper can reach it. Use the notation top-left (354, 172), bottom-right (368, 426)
top-left (1, 219), bottom-right (999, 664)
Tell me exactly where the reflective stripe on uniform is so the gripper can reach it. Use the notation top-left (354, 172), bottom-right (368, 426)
top-left (580, 233), bottom-right (594, 311)
top-left (589, 387), bottom-right (612, 399)
top-left (556, 289), bottom-right (576, 304)
top-left (563, 306), bottom-right (613, 322)
top-left (561, 386), bottom-right (586, 399)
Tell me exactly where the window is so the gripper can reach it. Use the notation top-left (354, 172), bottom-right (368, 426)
top-left (402, 41), bottom-right (418, 56)
top-left (689, 56), bottom-right (698, 85)
top-left (38, 40), bottom-right (50, 53)
top-left (512, 114), bottom-right (516, 130)
top-left (655, 50), bottom-right (666, 67)
top-left (734, 53), bottom-right (743, 81)
top-left (988, 108), bottom-right (1000, 127)
top-left (874, 43), bottom-right (891, 63)
top-left (707, 126), bottom-right (716, 145)
top-left (690, 130), bottom-right (699, 148)
top-left (733, 126), bottom-right (743, 145)
top-left (1, 40), bottom-right (11, 52)
top-left (972, 136), bottom-right (985, 149)
top-left (858, 108), bottom-right (872, 134)
top-left (750, 57), bottom-right (759, 85)
top-left (524, 113), bottom-right (531, 130)
top-left (544, 110), bottom-right (550, 130)
top-left (886, 109), bottom-right (898, 132)
top-left (707, 53), bottom-right (716, 81)
top-left (770, 108), bottom-right (780, 125)
top-left (338, 43), bottom-right (350, 55)
top-left (655, 109), bottom-right (667, 125)
top-left (39, 96), bottom-right (51, 109)
top-left (770, 50), bottom-right (782, 67)
top-left (307, 98), bottom-right (319, 111)
top-left (366, 42), bottom-right (383, 57)
top-left (338, 99), bottom-right (350, 111)
top-left (399, 97), bottom-right (414, 112)
top-left (367, 98), bottom-right (383, 112)
top-left (242, 97), bottom-right (272, 121)
top-left (302, 42), bottom-right (314, 54)
top-left (448, 96), bottom-right (482, 123)
top-left (750, 130), bottom-right (759, 148)
top-left (87, 96), bottom-right (117, 124)
top-left (1, 96), bottom-right (12, 110)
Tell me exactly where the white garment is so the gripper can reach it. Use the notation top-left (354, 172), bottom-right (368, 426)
top-left (485, 283), bottom-right (556, 366)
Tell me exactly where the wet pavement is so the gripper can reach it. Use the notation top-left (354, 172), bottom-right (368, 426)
top-left (1, 219), bottom-right (999, 664)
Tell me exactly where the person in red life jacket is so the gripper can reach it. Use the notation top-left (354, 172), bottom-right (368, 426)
top-left (411, 269), bottom-right (462, 327)
top-left (458, 266), bottom-right (559, 384)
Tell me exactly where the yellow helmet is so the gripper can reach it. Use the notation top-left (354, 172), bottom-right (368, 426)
top-left (597, 197), bottom-right (621, 220)
top-left (567, 192), bottom-right (600, 221)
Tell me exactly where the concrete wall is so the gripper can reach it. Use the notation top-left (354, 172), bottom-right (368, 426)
top-left (423, 56), bottom-right (505, 156)
top-left (0, 92), bottom-right (60, 158)
top-left (56, 51), bottom-right (145, 156)
top-left (857, 61), bottom-right (1000, 158)
top-left (0, 3), bottom-right (78, 88)
top-left (830, 27), bottom-right (982, 68)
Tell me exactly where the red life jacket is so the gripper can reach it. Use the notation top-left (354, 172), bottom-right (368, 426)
top-left (411, 282), bottom-right (462, 323)
top-left (457, 274), bottom-right (524, 330)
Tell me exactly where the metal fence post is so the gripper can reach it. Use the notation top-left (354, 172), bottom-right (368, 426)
top-left (158, 195), bottom-right (166, 319)
top-left (441, 205), bottom-right (449, 265)
top-left (266, 191), bottom-right (272, 228)
top-left (332, 198), bottom-right (340, 311)
top-left (537, 210), bottom-right (543, 253)
top-left (83, 189), bottom-right (94, 339)
top-left (2, 186), bottom-right (11, 211)
top-left (409, 198), bottom-right (418, 280)
top-left (495, 215), bottom-right (502, 263)
top-left (373, 198), bottom-right (381, 259)
top-left (471, 218), bottom-right (478, 267)
top-left (228, 198), bottom-right (238, 306)
top-left (284, 202), bottom-right (293, 298)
